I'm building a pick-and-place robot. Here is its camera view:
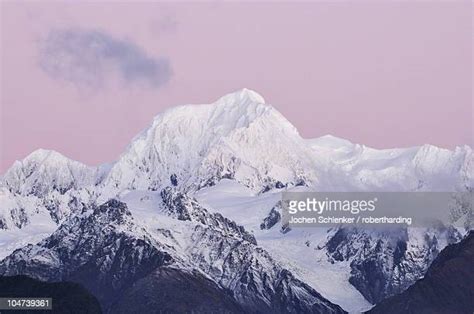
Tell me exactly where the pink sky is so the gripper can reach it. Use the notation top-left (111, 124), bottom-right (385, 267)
top-left (1, 1), bottom-right (472, 173)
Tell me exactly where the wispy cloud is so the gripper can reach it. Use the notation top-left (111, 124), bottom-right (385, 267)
top-left (38, 29), bottom-right (172, 90)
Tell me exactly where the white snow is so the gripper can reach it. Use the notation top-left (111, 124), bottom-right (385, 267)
top-left (194, 180), bottom-right (373, 313)
top-left (102, 88), bottom-right (319, 192)
top-left (0, 88), bottom-right (472, 312)
top-left (0, 210), bottom-right (56, 259)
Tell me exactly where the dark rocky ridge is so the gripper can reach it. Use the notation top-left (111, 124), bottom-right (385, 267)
top-left (160, 186), bottom-right (257, 244)
top-left (325, 226), bottom-right (461, 304)
top-left (368, 231), bottom-right (474, 314)
top-left (0, 199), bottom-right (345, 314)
top-left (160, 188), bottom-right (345, 313)
top-left (0, 200), bottom-right (174, 310)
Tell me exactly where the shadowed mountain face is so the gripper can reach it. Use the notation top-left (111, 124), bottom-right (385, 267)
top-left (0, 199), bottom-right (345, 314)
top-left (0, 89), bottom-right (472, 313)
top-left (368, 231), bottom-right (474, 314)
top-left (0, 275), bottom-right (102, 314)
top-left (325, 226), bottom-right (462, 304)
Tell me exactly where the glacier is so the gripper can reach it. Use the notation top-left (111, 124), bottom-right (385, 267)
top-left (0, 88), bottom-right (472, 313)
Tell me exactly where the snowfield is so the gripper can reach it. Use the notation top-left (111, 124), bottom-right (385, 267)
top-left (195, 179), bottom-right (373, 312)
top-left (0, 89), bottom-right (472, 313)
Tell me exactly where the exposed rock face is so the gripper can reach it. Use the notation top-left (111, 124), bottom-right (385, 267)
top-left (1, 89), bottom-right (472, 312)
top-left (2, 149), bottom-right (97, 197)
top-left (160, 186), bottom-right (257, 245)
top-left (0, 200), bottom-right (174, 310)
top-left (260, 202), bottom-right (282, 230)
top-left (2, 90), bottom-right (472, 233)
top-left (368, 231), bottom-right (474, 314)
top-left (159, 189), bottom-right (344, 313)
top-left (188, 225), bottom-right (343, 313)
top-left (325, 226), bottom-right (462, 304)
top-left (0, 199), bottom-right (345, 314)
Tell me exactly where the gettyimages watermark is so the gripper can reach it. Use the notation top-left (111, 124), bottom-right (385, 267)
top-left (282, 192), bottom-right (473, 228)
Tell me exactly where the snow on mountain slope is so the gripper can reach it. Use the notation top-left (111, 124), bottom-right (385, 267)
top-left (0, 187), bottom-right (58, 259)
top-left (102, 89), bottom-right (320, 194)
top-left (0, 149), bottom-right (107, 235)
top-left (193, 178), bottom-right (469, 311)
top-left (0, 188), bottom-right (56, 259)
top-left (324, 226), bottom-right (462, 304)
top-left (0, 187), bottom-right (31, 229)
top-left (195, 179), bottom-right (279, 230)
top-left (2, 149), bottom-right (98, 196)
top-left (368, 231), bottom-right (474, 314)
top-left (308, 135), bottom-right (473, 191)
top-left (2, 90), bottom-right (471, 209)
top-left (3, 89), bottom-right (471, 201)
top-left (0, 88), bottom-right (472, 312)
top-left (195, 179), bottom-right (373, 313)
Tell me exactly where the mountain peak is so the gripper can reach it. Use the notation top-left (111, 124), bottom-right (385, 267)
top-left (2, 148), bottom-right (96, 196)
top-left (216, 88), bottom-right (266, 105)
top-left (104, 88), bottom-right (312, 192)
top-left (145, 89), bottom-right (270, 134)
top-left (23, 149), bottom-right (69, 164)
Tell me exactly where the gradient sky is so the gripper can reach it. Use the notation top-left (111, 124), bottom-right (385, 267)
top-left (1, 1), bottom-right (472, 173)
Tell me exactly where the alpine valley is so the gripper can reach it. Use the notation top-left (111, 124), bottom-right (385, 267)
top-left (0, 89), bottom-right (472, 313)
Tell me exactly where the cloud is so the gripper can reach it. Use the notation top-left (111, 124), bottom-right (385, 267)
top-left (38, 29), bottom-right (172, 90)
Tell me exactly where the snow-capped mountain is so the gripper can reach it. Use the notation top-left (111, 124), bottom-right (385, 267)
top-left (308, 135), bottom-right (473, 192)
top-left (0, 89), bottom-right (472, 313)
top-left (324, 226), bottom-right (462, 304)
top-left (2, 149), bottom-right (99, 196)
top-left (102, 88), bottom-right (318, 195)
top-left (0, 149), bottom-right (102, 232)
top-left (2, 89), bottom-right (472, 202)
top-left (0, 196), bottom-right (345, 313)
top-left (368, 231), bottom-right (474, 314)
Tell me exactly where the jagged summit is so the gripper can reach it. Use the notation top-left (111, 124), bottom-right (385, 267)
top-left (2, 89), bottom-right (472, 196)
top-left (15, 148), bottom-right (72, 166)
top-left (5, 148), bottom-right (89, 175)
top-left (104, 88), bottom-right (313, 192)
top-left (0, 89), bottom-right (473, 313)
top-left (216, 88), bottom-right (266, 104)
top-left (2, 148), bottom-right (96, 196)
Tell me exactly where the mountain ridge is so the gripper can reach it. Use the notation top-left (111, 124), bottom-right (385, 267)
top-left (0, 89), bottom-right (472, 313)
top-left (3, 89), bottom-right (472, 194)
